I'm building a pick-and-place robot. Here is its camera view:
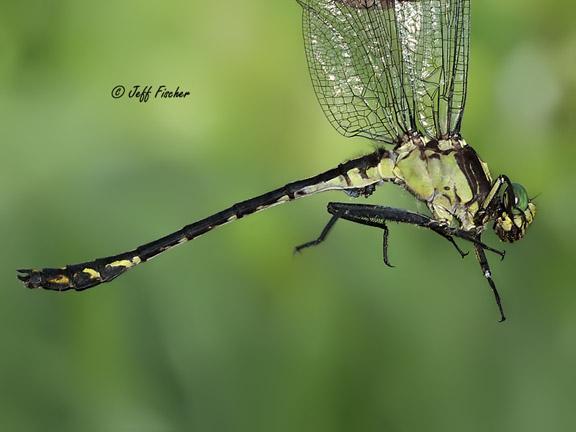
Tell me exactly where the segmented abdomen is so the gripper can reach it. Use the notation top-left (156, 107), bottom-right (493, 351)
top-left (18, 253), bottom-right (141, 291)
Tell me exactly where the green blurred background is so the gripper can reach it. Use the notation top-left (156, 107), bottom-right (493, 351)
top-left (1, 0), bottom-right (575, 430)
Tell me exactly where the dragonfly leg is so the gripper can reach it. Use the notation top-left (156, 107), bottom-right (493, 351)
top-left (327, 203), bottom-right (471, 259)
top-left (443, 226), bottom-right (506, 260)
top-left (327, 202), bottom-right (507, 321)
top-left (294, 215), bottom-right (339, 254)
top-left (473, 243), bottom-right (506, 322)
top-left (429, 225), bottom-right (469, 258)
top-left (330, 202), bottom-right (505, 258)
top-left (297, 207), bottom-right (396, 266)
top-left (381, 222), bottom-right (394, 267)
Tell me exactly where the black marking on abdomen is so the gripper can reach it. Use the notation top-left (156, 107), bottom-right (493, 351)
top-left (338, 163), bottom-right (352, 186)
top-left (357, 164), bottom-right (370, 180)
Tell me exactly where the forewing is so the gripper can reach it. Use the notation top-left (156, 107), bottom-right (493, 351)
top-left (298, 0), bottom-right (470, 142)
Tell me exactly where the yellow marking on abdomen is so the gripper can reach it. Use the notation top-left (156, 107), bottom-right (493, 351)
top-left (107, 258), bottom-right (139, 269)
top-left (48, 275), bottom-right (70, 285)
top-left (298, 170), bottom-right (384, 196)
top-left (82, 268), bottom-right (101, 279)
top-left (375, 159), bottom-right (395, 181)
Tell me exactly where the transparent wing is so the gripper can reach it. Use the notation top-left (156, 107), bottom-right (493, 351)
top-left (405, 0), bottom-right (470, 137)
top-left (298, 0), bottom-right (470, 143)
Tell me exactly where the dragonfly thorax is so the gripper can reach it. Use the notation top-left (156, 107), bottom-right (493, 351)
top-left (383, 135), bottom-right (493, 231)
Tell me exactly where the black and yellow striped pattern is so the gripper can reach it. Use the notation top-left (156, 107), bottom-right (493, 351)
top-left (17, 136), bottom-right (535, 293)
top-left (17, 149), bottom-right (390, 291)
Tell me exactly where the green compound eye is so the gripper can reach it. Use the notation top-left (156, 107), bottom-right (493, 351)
top-left (511, 183), bottom-right (529, 211)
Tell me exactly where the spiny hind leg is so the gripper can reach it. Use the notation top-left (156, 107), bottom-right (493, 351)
top-left (294, 213), bottom-right (393, 267)
top-left (294, 185), bottom-right (377, 254)
top-left (327, 203), bottom-right (471, 261)
top-left (294, 215), bottom-right (339, 254)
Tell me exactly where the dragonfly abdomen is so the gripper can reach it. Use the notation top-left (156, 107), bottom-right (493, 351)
top-left (17, 150), bottom-right (392, 291)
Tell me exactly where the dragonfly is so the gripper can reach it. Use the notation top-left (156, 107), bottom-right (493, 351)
top-left (18, 0), bottom-right (536, 321)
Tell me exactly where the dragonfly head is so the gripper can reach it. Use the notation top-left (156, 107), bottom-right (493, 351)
top-left (493, 182), bottom-right (536, 242)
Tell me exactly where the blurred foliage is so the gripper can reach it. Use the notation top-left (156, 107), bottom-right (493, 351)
top-left (1, 0), bottom-right (576, 431)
